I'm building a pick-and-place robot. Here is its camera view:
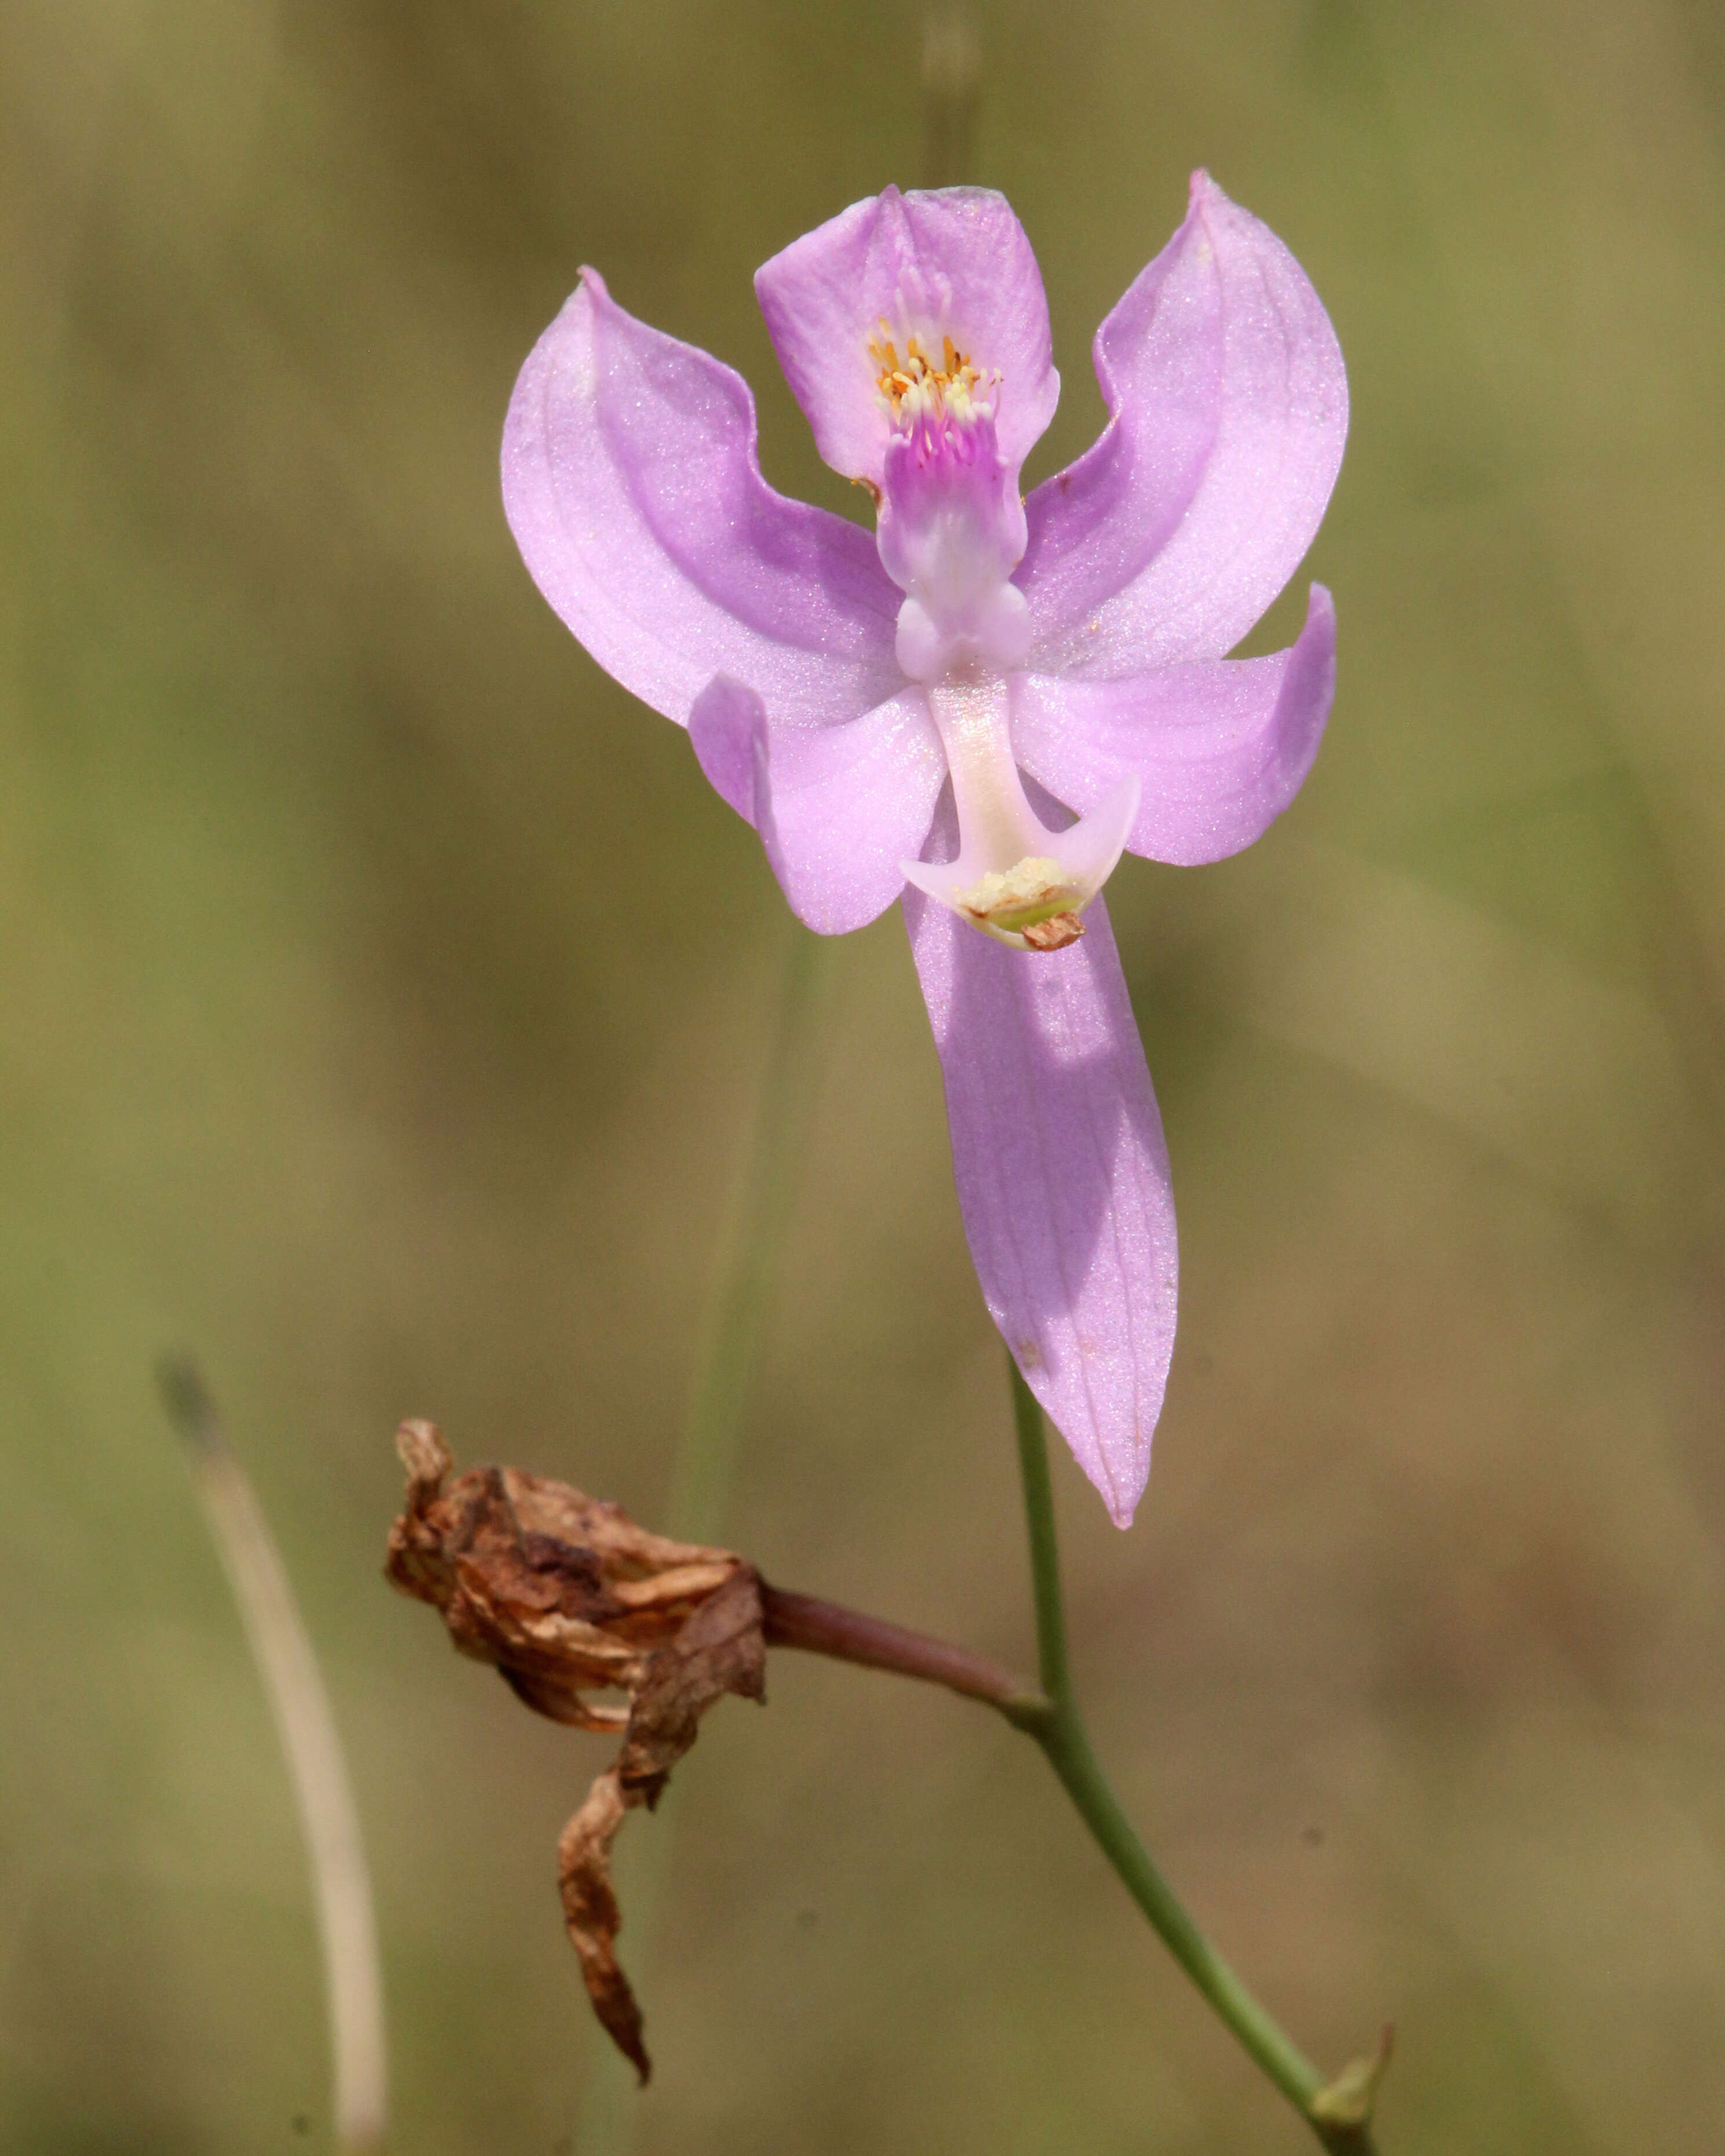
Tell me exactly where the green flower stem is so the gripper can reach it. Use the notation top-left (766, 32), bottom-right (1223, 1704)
top-left (1007, 1361), bottom-right (1382, 2156)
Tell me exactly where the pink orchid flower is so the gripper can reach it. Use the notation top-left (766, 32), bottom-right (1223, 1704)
top-left (503, 174), bottom-right (1346, 1525)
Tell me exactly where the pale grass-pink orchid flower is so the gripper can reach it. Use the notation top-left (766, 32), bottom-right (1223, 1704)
top-left (503, 174), bottom-right (1346, 1525)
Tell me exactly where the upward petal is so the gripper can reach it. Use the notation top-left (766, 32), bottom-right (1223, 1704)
top-left (1018, 172), bottom-right (1347, 676)
top-left (503, 271), bottom-right (901, 729)
top-left (755, 187), bottom-right (1060, 489)
top-left (904, 846), bottom-right (1177, 1526)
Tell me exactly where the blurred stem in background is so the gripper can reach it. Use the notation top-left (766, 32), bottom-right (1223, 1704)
top-left (1006, 1361), bottom-right (1387, 2155)
top-left (665, 925), bottom-right (834, 1547)
top-left (920, 13), bottom-right (981, 188)
top-left (158, 1358), bottom-right (388, 2154)
top-left (574, 922), bottom-right (833, 2154)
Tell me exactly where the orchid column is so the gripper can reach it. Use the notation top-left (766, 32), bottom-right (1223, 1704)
top-left (503, 174), bottom-right (1345, 1526)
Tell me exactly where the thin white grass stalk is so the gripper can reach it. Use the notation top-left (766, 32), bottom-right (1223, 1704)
top-left (162, 1359), bottom-right (388, 2153)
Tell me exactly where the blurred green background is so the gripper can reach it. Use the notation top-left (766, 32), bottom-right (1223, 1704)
top-left (4, 1), bottom-right (1724, 2150)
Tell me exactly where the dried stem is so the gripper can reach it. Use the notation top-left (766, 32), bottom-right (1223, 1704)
top-left (760, 1583), bottom-right (1046, 1718)
top-left (160, 1357), bottom-right (388, 2154)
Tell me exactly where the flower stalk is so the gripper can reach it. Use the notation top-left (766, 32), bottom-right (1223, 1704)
top-left (1005, 1360), bottom-right (1385, 2155)
top-left (759, 1585), bottom-right (1044, 1716)
top-left (766, 1371), bottom-right (1389, 2147)
top-left (760, 1370), bottom-right (1391, 2149)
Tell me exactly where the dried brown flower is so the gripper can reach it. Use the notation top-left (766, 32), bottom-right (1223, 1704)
top-left (384, 1420), bottom-right (766, 2080)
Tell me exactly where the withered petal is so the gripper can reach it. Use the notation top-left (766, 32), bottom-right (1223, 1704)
top-left (557, 1770), bottom-right (651, 2083)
